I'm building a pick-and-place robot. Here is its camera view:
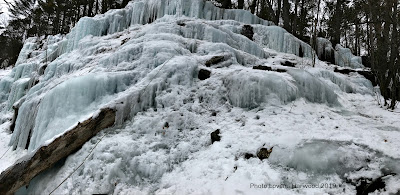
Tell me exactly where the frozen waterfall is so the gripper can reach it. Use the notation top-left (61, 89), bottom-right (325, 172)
top-left (0, 0), bottom-right (372, 153)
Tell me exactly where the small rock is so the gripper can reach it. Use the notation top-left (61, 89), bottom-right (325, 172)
top-left (163, 122), bottom-right (169, 128)
top-left (205, 56), bottom-right (225, 67)
top-left (276, 68), bottom-right (287, 73)
top-left (211, 111), bottom-right (217, 116)
top-left (257, 147), bottom-right (273, 160)
top-left (198, 69), bottom-right (211, 80)
top-left (253, 65), bottom-right (272, 71)
top-left (211, 129), bottom-right (221, 144)
top-left (177, 21), bottom-right (186, 26)
top-left (244, 153), bottom-right (255, 159)
top-left (281, 61), bottom-right (296, 67)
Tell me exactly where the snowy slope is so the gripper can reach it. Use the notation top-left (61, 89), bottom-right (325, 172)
top-left (0, 0), bottom-right (399, 194)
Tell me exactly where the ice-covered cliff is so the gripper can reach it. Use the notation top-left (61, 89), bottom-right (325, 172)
top-left (0, 0), bottom-right (399, 194)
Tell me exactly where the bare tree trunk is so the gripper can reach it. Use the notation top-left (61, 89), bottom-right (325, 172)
top-left (293, 0), bottom-right (299, 35)
top-left (389, 0), bottom-right (398, 109)
top-left (238, 0), bottom-right (244, 9)
top-left (276, 0), bottom-right (282, 25)
top-left (283, 0), bottom-right (290, 31)
top-left (250, 0), bottom-right (258, 14)
top-left (332, 0), bottom-right (342, 46)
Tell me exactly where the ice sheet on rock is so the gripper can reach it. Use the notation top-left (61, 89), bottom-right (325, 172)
top-left (316, 37), bottom-right (334, 63)
top-left (114, 56), bottom-right (198, 125)
top-left (9, 73), bottom-right (134, 151)
top-left (6, 78), bottom-right (30, 109)
top-left (0, 76), bottom-right (13, 102)
top-left (63, 0), bottom-right (274, 53)
top-left (225, 68), bottom-right (340, 109)
top-left (254, 26), bottom-right (314, 58)
top-left (308, 68), bottom-right (373, 95)
top-left (287, 69), bottom-right (339, 106)
top-left (316, 37), bottom-right (365, 68)
top-left (15, 38), bottom-right (39, 66)
top-left (269, 140), bottom-right (400, 181)
top-left (335, 45), bottom-right (364, 69)
top-left (224, 70), bottom-right (298, 109)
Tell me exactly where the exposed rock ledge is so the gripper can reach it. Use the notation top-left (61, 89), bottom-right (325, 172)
top-left (0, 108), bottom-right (116, 195)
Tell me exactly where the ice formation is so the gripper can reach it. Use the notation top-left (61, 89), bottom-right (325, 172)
top-left (0, 0), bottom-right (372, 153)
top-left (0, 0), bottom-right (392, 194)
top-left (316, 37), bottom-right (364, 69)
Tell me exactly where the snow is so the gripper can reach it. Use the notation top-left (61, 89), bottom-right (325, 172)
top-left (0, 0), bottom-right (399, 194)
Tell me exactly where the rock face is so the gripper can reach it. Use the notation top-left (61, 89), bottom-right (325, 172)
top-left (241, 25), bottom-right (254, 40)
top-left (211, 129), bottom-right (221, 144)
top-left (198, 69), bottom-right (211, 80)
top-left (257, 147), bottom-right (273, 160)
top-left (0, 108), bottom-right (116, 195)
top-left (205, 56), bottom-right (225, 67)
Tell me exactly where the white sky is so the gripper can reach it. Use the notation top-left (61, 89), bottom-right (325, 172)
top-left (0, 0), bottom-right (11, 14)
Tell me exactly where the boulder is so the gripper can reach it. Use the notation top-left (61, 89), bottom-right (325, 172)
top-left (257, 147), bottom-right (273, 160)
top-left (198, 69), bottom-right (211, 80)
top-left (244, 153), bottom-right (255, 159)
top-left (211, 129), bottom-right (221, 144)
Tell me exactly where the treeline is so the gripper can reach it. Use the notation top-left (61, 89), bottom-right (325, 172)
top-left (0, 0), bottom-right (130, 68)
top-left (213, 0), bottom-right (399, 109)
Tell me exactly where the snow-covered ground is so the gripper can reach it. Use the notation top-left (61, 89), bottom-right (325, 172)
top-left (0, 0), bottom-right (399, 194)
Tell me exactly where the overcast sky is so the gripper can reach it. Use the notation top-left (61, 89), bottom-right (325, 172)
top-left (0, 0), bottom-right (10, 14)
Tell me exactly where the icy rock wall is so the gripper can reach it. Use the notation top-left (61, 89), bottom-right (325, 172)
top-left (316, 37), bottom-right (364, 69)
top-left (225, 68), bottom-right (340, 109)
top-left (287, 69), bottom-right (339, 106)
top-left (63, 0), bottom-right (274, 53)
top-left (15, 37), bottom-right (39, 66)
top-left (309, 68), bottom-right (373, 95)
top-left (225, 70), bottom-right (298, 109)
top-left (10, 73), bottom-right (134, 151)
top-left (335, 45), bottom-right (364, 69)
top-left (114, 56), bottom-right (198, 125)
top-left (254, 26), bottom-right (314, 58)
top-left (1, 0), bottom-right (371, 152)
